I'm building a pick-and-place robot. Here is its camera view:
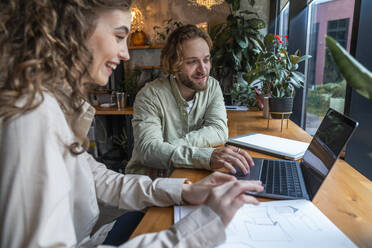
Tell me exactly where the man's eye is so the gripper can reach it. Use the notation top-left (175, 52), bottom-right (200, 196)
top-left (187, 60), bottom-right (197, 64)
top-left (116, 35), bottom-right (125, 40)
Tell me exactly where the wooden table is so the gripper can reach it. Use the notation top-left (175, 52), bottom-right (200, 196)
top-left (94, 106), bottom-right (133, 115)
top-left (130, 111), bottom-right (372, 247)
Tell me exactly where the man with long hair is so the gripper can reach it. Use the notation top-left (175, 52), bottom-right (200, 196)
top-left (126, 24), bottom-right (255, 179)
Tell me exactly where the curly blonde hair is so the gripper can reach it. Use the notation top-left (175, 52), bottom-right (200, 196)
top-left (0, 0), bottom-right (131, 154)
top-left (160, 24), bottom-right (213, 75)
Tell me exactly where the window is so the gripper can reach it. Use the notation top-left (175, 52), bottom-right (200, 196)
top-left (304, 0), bottom-right (355, 135)
top-left (327, 18), bottom-right (349, 48)
top-left (279, 2), bottom-right (289, 37)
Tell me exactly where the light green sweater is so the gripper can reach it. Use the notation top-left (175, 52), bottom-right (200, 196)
top-left (125, 75), bottom-right (228, 177)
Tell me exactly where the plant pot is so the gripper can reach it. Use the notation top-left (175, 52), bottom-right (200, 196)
top-left (268, 97), bottom-right (293, 119)
top-left (131, 30), bottom-right (147, 46)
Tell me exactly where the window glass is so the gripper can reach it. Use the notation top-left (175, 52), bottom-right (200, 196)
top-left (279, 2), bottom-right (289, 37)
top-left (304, 0), bottom-right (355, 135)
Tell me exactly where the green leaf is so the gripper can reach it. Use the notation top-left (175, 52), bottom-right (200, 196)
top-left (209, 23), bottom-right (225, 40)
top-left (249, 37), bottom-right (264, 51)
top-left (237, 36), bottom-right (248, 49)
top-left (264, 34), bottom-right (275, 47)
top-left (213, 48), bottom-right (225, 61)
top-left (291, 71), bottom-right (305, 83)
top-left (232, 0), bottom-right (240, 11)
top-left (289, 55), bottom-right (301, 65)
top-left (289, 76), bottom-right (302, 88)
top-left (326, 35), bottom-right (372, 102)
top-left (216, 29), bottom-right (231, 47)
top-left (297, 55), bottom-right (312, 64)
top-left (232, 52), bottom-right (241, 70)
top-left (248, 18), bottom-right (266, 29)
top-left (238, 10), bottom-right (258, 17)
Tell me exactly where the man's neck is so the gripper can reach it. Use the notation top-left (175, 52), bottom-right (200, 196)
top-left (175, 78), bottom-right (196, 101)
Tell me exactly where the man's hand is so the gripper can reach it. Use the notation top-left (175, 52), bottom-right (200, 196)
top-left (181, 172), bottom-right (236, 205)
top-left (206, 180), bottom-right (263, 226)
top-left (210, 145), bottom-right (254, 175)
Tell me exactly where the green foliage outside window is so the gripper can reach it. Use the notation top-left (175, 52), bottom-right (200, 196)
top-left (307, 80), bottom-right (346, 117)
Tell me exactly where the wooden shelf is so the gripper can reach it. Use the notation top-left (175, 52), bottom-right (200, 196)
top-left (94, 106), bottom-right (133, 115)
top-left (128, 44), bottom-right (164, 50)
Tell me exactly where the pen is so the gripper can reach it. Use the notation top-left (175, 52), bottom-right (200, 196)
top-left (226, 106), bottom-right (237, 110)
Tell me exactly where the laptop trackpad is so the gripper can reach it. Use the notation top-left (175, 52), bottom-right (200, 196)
top-left (231, 158), bottom-right (262, 181)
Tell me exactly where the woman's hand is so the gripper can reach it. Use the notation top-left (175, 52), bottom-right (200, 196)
top-left (181, 172), bottom-right (263, 227)
top-left (181, 171), bottom-right (236, 205)
top-left (206, 180), bottom-right (263, 227)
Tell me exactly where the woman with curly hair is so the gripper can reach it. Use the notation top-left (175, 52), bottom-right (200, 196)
top-left (0, 0), bottom-right (263, 247)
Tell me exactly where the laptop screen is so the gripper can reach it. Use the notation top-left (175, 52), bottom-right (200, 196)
top-left (301, 108), bottom-right (358, 198)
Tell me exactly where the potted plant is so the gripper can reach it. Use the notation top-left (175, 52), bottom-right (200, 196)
top-left (245, 33), bottom-right (311, 118)
top-left (209, 0), bottom-right (265, 106)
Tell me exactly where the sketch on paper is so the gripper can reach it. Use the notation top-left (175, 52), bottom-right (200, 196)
top-left (175, 199), bottom-right (356, 248)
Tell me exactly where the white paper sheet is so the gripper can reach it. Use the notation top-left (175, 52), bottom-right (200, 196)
top-left (174, 200), bottom-right (356, 248)
top-left (225, 105), bottom-right (249, 111)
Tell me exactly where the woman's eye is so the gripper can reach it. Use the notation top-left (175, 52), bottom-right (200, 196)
top-left (116, 35), bottom-right (125, 40)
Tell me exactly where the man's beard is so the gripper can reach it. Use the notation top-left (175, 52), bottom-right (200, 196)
top-left (177, 72), bottom-right (208, 92)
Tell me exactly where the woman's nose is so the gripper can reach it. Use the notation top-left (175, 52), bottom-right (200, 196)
top-left (119, 46), bottom-right (130, 61)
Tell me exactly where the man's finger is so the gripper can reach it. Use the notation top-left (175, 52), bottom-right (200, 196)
top-left (233, 152), bottom-right (251, 172)
top-left (229, 150), bottom-right (249, 168)
top-left (222, 161), bottom-right (236, 174)
top-left (240, 150), bottom-right (255, 166)
top-left (227, 156), bottom-right (249, 175)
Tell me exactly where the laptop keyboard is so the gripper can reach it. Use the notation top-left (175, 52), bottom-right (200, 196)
top-left (260, 160), bottom-right (303, 198)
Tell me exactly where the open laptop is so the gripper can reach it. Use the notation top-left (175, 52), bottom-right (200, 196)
top-left (232, 108), bottom-right (358, 200)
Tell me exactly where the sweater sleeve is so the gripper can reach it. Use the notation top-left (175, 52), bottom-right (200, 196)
top-left (102, 206), bottom-right (226, 248)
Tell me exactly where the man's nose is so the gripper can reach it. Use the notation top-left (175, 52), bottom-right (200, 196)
top-left (197, 62), bottom-right (207, 74)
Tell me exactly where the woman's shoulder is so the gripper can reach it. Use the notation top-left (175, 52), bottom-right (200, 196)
top-left (21, 92), bottom-right (66, 124)
top-left (4, 92), bottom-right (70, 139)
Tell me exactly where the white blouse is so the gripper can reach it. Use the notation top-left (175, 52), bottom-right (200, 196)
top-left (0, 93), bottom-right (225, 247)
